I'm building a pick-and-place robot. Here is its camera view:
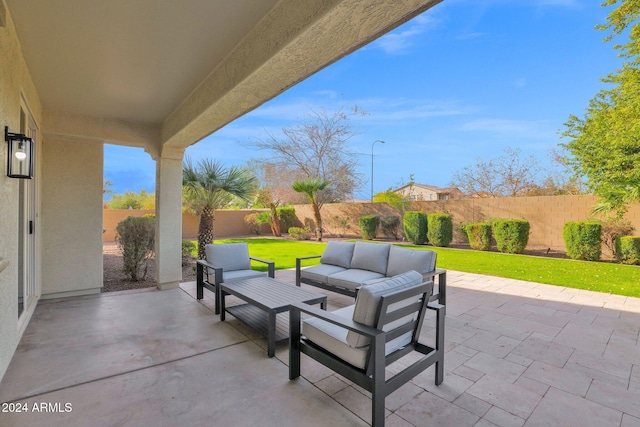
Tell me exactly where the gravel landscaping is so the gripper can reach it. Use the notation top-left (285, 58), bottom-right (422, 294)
top-left (102, 242), bottom-right (196, 293)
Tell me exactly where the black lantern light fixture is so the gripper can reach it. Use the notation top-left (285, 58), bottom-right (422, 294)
top-left (5, 126), bottom-right (34, 179)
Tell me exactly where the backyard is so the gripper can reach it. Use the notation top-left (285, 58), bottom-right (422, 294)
top-left (104, 237), bottom-right (640, 297)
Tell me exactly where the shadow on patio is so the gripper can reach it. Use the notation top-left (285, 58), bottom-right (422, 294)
top-left (1, 270), bottom-right (639, 426)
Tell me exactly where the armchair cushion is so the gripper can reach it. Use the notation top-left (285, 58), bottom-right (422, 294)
top-left (302, 306), bottom-right (369, 369)
top-left (349, 242), bottom-right (391, 275)
top-left (347, 270), bottom-right (423, 348)
top-left (204, 243), bottom-right (251, 272)
top-left (320, 241), bottom-right (355, 268)
top-left (386, 245), bottom-right (436, 277)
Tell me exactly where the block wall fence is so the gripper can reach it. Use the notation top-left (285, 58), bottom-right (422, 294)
top-left (103, 195), bottom-right (640, 253)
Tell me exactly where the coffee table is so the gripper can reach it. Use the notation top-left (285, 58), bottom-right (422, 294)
top-left (219, 276), bottom-right (327, 357)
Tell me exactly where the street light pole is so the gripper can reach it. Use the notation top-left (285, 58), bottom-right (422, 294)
top-left (371, 140), bottom-right (385, 202)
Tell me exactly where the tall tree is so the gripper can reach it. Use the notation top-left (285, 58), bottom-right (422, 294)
top-left (450, 147), bottom-right (541, 197)
top-left (562, 0), bottom-right (640, 215)
top-left (293, 178), bottom-right (329, 241)
top-left (249, 106), bottom-right (365, 204)
top-left (183, 158), bottom-right (257, 259)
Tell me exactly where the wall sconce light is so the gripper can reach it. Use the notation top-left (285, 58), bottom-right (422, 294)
top-left (5, 126), bottom-right (34, 179)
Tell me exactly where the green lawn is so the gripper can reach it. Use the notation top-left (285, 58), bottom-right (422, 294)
top-left (201, 238), bottom-right (640, 298)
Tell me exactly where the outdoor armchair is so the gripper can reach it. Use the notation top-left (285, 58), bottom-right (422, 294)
top-left (289, 270), bottom-right (444, 427)
top-left (196, 242), bottom-right (274, 314)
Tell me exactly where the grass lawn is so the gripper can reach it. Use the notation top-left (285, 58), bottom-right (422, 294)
top-left (202, 237), bottom-right (640, 298)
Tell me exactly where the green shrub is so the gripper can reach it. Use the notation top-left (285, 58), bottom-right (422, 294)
top-left (601, 217), bottom-right (635, 259)
top-left (403, 211), bottom-right (428, 245)
top-left (466, 223), bottom-right (492, 251)
top-left (563, 221), bottom-right (602, 261)
top-left (380, 215), bottom-right (401, 240)
top-left (359, 214), bottom-right (379, 240)
top-left (615, 236), bottom-right (640, 265)
top-left (493, 219), bottom-right (530, 254)
top-left (277, 206), bottom-right (297, 231)
top-left (243, 212), bottom-right (261, 235)
top-left (288, 227), bottom-right (311, 240)
top-left (181, 240), bottom-right (197, 267)
top-left (115, 216), bottom-right (155, 281)
top-left (427, 213), bottom-right (453, 247)
top-left (326, 215), bottom-right (352, 238)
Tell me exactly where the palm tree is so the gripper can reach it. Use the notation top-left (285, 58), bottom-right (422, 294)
top-left (183, 157), bottom-right (257, 259)
top-left (293, 178), bottom-right (329, 241)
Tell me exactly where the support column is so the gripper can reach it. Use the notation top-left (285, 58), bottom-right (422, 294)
top-left (154, 152), bottom-right (183, 290)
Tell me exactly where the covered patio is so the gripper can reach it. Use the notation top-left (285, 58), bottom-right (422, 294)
top-left (1, 271), bottom-right (638, 426)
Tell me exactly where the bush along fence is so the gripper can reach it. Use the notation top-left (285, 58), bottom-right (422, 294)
top-left (563, 221), bottom-right (602, 261)
top-left (615, 236), bottom-right (640, 265)
top-left (403, 211), bottom-right (428, 245)
top-left (115, 215), bottom-right (155, 281)
top-left (427, 213), bottom-right (453, 247)
top-left (493, 219), bottom-right (530, 254)
top-left (359, 214), bottom-right (379, 240)
top-left (465, 223), bottom-right (492, 251)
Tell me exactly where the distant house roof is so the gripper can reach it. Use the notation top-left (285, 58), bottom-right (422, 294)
top-left (393, 183), bottom-right (462, 195)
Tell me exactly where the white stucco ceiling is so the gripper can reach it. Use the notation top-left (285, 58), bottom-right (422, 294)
top-left (7, 0), bottom-right (280, 124)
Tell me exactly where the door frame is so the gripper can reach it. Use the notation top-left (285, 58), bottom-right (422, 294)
top-left (17, 94), bottom-right (40, 334)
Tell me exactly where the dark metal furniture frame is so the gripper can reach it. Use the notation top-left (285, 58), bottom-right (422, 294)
top-left (289, 281), bottom-right (444, 427)
top-left (220, 277), bottom-right (327, 357)
top-left (295, 255), bottom-right (448, 305)
top-left (196, 257), bottom-right (274, 315)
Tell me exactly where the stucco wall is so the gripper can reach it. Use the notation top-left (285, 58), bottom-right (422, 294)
top-left (40, 135), bottom-right (103, 298)
top-left (0, 1), bottom-right (43, 383)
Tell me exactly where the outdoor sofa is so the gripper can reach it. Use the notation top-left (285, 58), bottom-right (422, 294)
top-left (296, 240), bottom-right (447, 305)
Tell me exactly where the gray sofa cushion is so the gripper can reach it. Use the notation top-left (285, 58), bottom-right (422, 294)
top-left (347, 270), bottom-right (423, 348)
top-left (386, 245), bottom-right (436, 277)
top-left (205, 243), bottom-right (251, 275)
top-left (327, 269), bottom-right (384, 291)
top-left (349, 242), bottom-right (391, 275)
top-left (300, 264), bottom-right (347, 283)
top-left (320, 241), bottom-right (355, 268)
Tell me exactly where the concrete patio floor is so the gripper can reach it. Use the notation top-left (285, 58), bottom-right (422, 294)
top-left (1, 269), bottom-right (639, 426)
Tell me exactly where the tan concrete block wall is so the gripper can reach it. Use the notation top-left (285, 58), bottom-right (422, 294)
top-left (103, 195), bottom-right (640, 252)
top-left (292, 195), bottom-right (640, 252)
top-left (103, 208), bottom-right (269, 241)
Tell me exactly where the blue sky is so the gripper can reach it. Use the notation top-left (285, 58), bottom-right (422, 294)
top-left (105, 0), bottom-right (623, 201)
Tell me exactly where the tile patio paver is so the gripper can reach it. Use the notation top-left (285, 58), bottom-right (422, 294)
top-left (525, 387), bottom-right (622, 427)
top-left (2, 268), bottom-right (640, 427)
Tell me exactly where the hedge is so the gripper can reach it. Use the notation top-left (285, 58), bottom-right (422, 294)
top-left (493, 219), bottom-right (530, 254)
top-left (427, 213), bottom-right (453, 247)
top-left (615, 236), bottom-right (640, 265)
top-left (563, 221), bottom-right (602, 261)
top-left (466, 223), bottom-right (492, 251)
top-left (380, 215), bottom-right (401, 240)
top-left (403, 211), bottom-right (428, 245)
top-left (359, 214), bottom-right (379, 240)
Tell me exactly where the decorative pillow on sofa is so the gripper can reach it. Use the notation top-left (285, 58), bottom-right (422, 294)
top-left (320, 241), bottom-right (355, 268)
top-left (386, 245), bottom-right (436, 277)
top-left (346, 270), bottom-right (423, 348)
top-left (349, 242), bottom-right (391, 275)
